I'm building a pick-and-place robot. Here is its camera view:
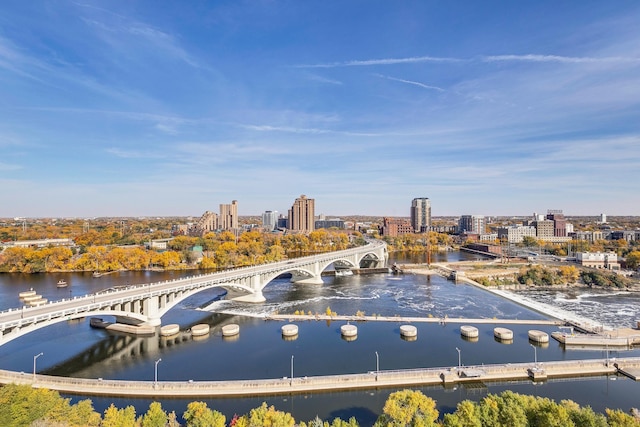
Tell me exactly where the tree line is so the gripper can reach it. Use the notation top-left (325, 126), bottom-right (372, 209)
top-left (1, 384), bottom-right (639, 427)
top-left (0, 230), bottom-right (352, 274)
top-left (474, 264), bottom-right (632, 289)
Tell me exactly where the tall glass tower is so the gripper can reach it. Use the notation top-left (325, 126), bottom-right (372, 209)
top-left (411, 197), bottom-right (431, 233)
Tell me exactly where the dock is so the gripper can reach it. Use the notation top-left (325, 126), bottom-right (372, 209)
top-left (1, 357), bottom-right (638, 398)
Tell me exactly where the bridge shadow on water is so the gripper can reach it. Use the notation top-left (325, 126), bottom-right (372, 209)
top-left (41, 311), bottom-right (240, 377)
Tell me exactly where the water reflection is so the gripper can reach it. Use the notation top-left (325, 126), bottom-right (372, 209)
top-left (1, 251), bottom-right (639, 423)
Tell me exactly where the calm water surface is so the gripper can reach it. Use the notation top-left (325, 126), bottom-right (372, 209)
top-left (0, 251), bottom-right (639, 425)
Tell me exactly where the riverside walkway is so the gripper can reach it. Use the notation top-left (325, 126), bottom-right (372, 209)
top-left (1, 357), bottom-right (638, 398)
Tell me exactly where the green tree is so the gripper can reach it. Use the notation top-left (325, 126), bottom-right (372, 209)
top-left (238, 402), bottom-right (296, 427)
top-left (521, 236), bottom-right (539, 247)
top-left (625, 251), bottom-right (640, 270)
top-left (561, 400), bottom-right (607, 427)
top-left (183, 401), bottom-right (226, 427)
top-left (68, 399), bottom-right (102, 426)
top-left (102, 404), bottom-right (136, 427)
top-left (374, 389), bottom-right (439, 427)
top-left (606, 408), bottom-right (640, 427)
top-left (442, 400), bottom-right (481, 427)
top-left (140, 402), bottom-right (168, 427)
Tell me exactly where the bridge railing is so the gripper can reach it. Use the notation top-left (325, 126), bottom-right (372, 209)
top-left (1, 241), bottom-right (386, 319)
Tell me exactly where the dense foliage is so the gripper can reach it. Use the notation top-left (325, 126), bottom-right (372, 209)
top-left (580, 270), bottom-right (630, 288)
top-left (515, 265), bottom-right (581, 287)
top-left (2, 384), bottom-right (639, 427)
top-left (381, 232), bottom-right (453, 252)
top-left (0, 229), bottom-right (352, 273)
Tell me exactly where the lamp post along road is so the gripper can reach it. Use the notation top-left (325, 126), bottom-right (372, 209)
top-left (33, 352), bottom-right (43, 381)
top-left (531, 344), bottom-right (538, 366)
top-left (456, 347), bottom-right (461, 368)
top-left (154, 358), bottom-right (162, 386)
top-left (290, 355), bottom-right (294, 386)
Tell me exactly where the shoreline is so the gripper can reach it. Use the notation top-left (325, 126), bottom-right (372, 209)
top-left (402, 264), bottom-right (614, 332)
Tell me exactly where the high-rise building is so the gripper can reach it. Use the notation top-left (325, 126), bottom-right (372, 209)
top-left (458, 215), bottom-right (486, 235)
top-left (546, 210), bottom-right (566, 237)
top-left (219, 200), bottom-right (238, 230)
top-left (262, 210), bottom-right (278, 231)
top-left (411, 197), bottom-right (431, 233)
top-left (532, 219), bottom-right (554, 241)
top-left (288, 195), bottom-right (315, 232)
top-left (191, 210), bottom-right (218, 236)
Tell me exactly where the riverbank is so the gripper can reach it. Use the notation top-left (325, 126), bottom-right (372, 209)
top-left (401, 263), bottom-right (613, 333)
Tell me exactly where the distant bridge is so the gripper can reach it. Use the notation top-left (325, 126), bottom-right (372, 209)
top-left (0, 240), bottom-right (387, 347)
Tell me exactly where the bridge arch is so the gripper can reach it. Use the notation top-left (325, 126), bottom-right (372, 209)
top-left (0, 240), bottom-right (388, 346)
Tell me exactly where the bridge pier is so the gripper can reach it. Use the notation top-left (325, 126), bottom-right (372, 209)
top-left (143, 296), bottom-right (162, 327)
top-left (290, 260), bottom-right (324, 285)
top-left (231, 291), bottom-right (266, 303)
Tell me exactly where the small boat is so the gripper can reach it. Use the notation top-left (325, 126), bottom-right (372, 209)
top-left (92, 271), bottom-right (101, 278)
top-left (19, 288), bottom-right (37, 299)
top-left (56, 279), bottom-right (68, 288)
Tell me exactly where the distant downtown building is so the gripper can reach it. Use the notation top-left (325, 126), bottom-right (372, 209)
top-left (262, 210), bottom-right (278, 231)
top-left (458, 215), bottom-right (486, 235)
top-left (410, 197), bottom-right (431, 233)
top-left (219, 200), bottom-right (239, 230)
top-left (288, 195), bottom-right (315, 233)
top-left (191, 210), bottom-right (218, 236)
top-left (315, 218), bottom-right (345, 229)
top-left (497, 225), bottom-right (536, 244)
top-left (381, 217), bottom-right (413, 237)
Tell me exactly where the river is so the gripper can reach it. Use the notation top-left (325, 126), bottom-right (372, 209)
top-left (0, 251), bottom-right (639, 425)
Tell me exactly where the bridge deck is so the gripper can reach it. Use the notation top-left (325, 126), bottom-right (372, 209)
top-left (1, 357), bottom-right (638, 398)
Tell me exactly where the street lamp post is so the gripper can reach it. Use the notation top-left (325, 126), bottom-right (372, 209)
top-left (33, 352), bottom-right (43, 380)
top-left (154, 358), bottom-right (162, 386)
top-left (375, 351), bottom-right (379, 381)
top-left (455, 347), bottom-right (461, 368)
top-left (290, 355), bottom-right (294, 386)
top-left (531, 344), bottom-right (538, 367)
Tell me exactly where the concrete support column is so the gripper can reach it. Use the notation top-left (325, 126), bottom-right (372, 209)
top-left (292, 261), bottom-right (324, 285)
top-left (143, 296), bottom-right (161, 326)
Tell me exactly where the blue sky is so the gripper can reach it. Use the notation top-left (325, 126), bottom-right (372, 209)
top-left (1, 1), bottom-right (639, 218)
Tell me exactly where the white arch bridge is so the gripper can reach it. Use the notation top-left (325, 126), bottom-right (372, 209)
top-left (0, 240), bottom-right (387, 347)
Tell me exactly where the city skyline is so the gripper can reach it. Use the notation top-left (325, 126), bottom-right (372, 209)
top-left (1, 2), bottom-right (640, 218)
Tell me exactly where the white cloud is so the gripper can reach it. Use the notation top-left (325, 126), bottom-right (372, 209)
top-left (297, 55), bottom-right (462, 68)
top-left (375, 74), bottom-right (445, 92)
